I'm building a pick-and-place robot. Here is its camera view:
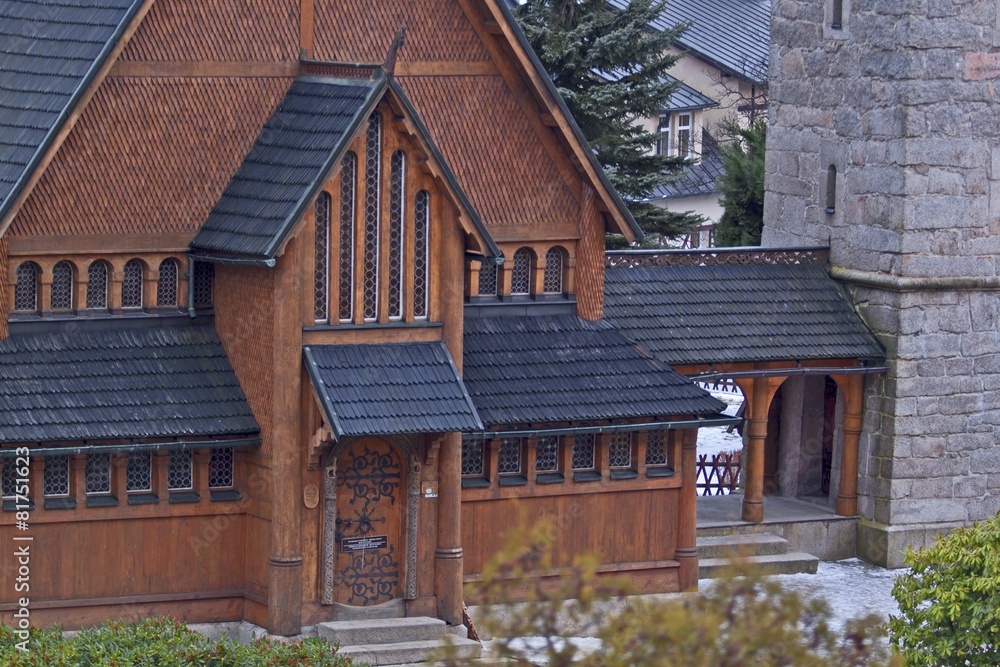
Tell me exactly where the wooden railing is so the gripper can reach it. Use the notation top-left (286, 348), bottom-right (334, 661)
top-left (696, 451), bottom-right (742, 496)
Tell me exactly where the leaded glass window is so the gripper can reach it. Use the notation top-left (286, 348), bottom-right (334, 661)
top-left (157, 258), bottom-right (178, 307)
top-left (414, 190), bottom-right (430, 318)
top-left (14, 262), bottom-right (39, 312)
top-left (85, 454), bottom-right (112, 495)
top-left (511, 248), bottom-right (532, 295)
top-left (43, 455), bottom-right (70, 497)
top-left (314, 192), bottom-right (331, 322)
top-left (478, 262), bottom-right (499, 297)
top-left (572, 434), bottom-right (595, 470)
top-left (363, 111), bottom-right (381, 321)
top-left (646, 431), bottom-right (669, 466)
top-left (609, 433), bottom-right (633, 469)
top-left (87, 261), bottom-right (108, 309)
top-left (1, 460), bottom-right (17, 499)
top-left (461, 439), bottom-right (485, 477)
top-left (126, 451), bottom-right (152, 492)
top-left (498, 438), bottom-right (522, 475)
top-left (543, 247), bottom-right (566, 294)
top-left (122, 259), bottom-right (143, 309)
top-left (535, 437), bottom-right (559, 473)
top-left (388, 150), bottom-right (405, 320)
top-left (209, 447), bottom-right (234, 489)
top-left (167, 449), bottom-right (193, 491)
top-left (193, 261), bottom-right (214, 307)
top-left (51, 261), bottom-right (74, 310)
top-left (339, 153), bottom-right (357, 322)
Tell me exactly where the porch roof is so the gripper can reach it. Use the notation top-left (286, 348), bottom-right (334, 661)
top-left (462, 314), bottom-right (726, 426)
top-left (304, 342), bottom-right (482, 439)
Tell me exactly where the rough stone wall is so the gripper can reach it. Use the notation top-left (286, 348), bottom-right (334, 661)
top-left (763, 0), bottom-right (1000, 558)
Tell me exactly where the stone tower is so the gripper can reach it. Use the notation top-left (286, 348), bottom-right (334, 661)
top-left (763, 0), bottom-right (1000, 566)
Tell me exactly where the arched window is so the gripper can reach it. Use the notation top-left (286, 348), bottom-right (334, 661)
top-left (543, 246), bottom-right (567, 294)
top-left (122, 259), bottom-right (144, 309)
top-left (86, 261), bottom-right (109, 309)
top-left (338, 153), bottom-right (357, 322)
top-left (14, 262), bottom-right (40, 312)
top-left (388, 150), bottom-right (405, 320)
top-left (193, 261), bottom-right (214, 308)
top-left (362, 111), bottom-right (381, 321)
top-left (831, 0), bottom-right (843, 28)
top-left (51, 260), bottom-right (74, 311)
top-left (314, 192), bottom-right (331, 322)
top-left (157, 258), bottom-right (178, 307)
top-left (413, 190), bottom-right (430, 318)
top-left (825, 165), bottom-right (837, 214)
top-left (510, 248), bottom-right (533, 295)
top-left (478, 262), bottom-right (499, 298)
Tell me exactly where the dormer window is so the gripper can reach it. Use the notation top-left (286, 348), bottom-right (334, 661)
top-left (14, 262), bottom-right (40, 313)
top-left (87, 261), bottom-right (109, 310)
top-left (122, 259), bottom-right (144, 309)
top-left (510, 248), bottom-right (533, 296)
top-left (51, 261), bottom-right (74, 311)
top-left (157, 258), bottom-right (179, 308)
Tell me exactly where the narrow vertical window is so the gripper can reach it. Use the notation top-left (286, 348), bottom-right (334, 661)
top-left (167, 449), bottom-right (194, 491)
top-left (338, 153), bottom-right (357, 322)
top-left (831, 0), bottom-right (843, 29)
top-left (43, 455), bottom-right (70, 497)
top-left (510, 248), bottom-right (532, 295)
top-left (498, 438), bottom-right (523, 475)
top-left (645, 431), bottom-right (669, 466)
top-left (126, 451), bottom-right (152, 493)
top-left (413, 190), bottom-right (430, 318)
top-left (388, 150), bottom-right (405, 320)
top-left (122, 259), bottom-right (143, 309)
top-left (677, 113), bottom-right (692, 158)
top-left (85, 453), bottom-right (112, 495)
top-left (535, 437), bottom-right (559, 473)
top-left (314, 192), bottom-right (331, 323)
top-left (1, 460), bottom-right (17, 500)
top-left (825, 165), bottom-right (837, 214)
top-left (656, 114), bottom-right (671, 156)
top-left (543, 247), bottom-right (566, 294)
top-left (51, 261), bottom-right (74, 311)
top-left (477, 262), bottom-right (499, 298)
top-left (157, 259), bottom-right (178, 307)
top-left (193, 261), bottom-right (214, 308)
top-left (609, 432), bottom-right (633, 469)
top-left (363, 111), bottom-right (382, 321)
top-left (209, 447), bottom-right (235, 489)
top-left (572, 434), bottom-right (596, 471)
top-left (461, 438), bottom-right (486, 477)
top-left (87, 261), bottom-right (108, 310)
top-left (14, 262), bottom-right (39, 312)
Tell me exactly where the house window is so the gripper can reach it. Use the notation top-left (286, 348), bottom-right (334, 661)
top-left (193, 261), bottom-right (214, 308)
top-left (535, 437), bottom-right (559, 473)
top-left (498, 438), bottom-right (523, 475)
top-left (14, 262), bottom-right (39, 312)
top-left (51, 260), bottom-right (74, 311)
top-left (826, 165), bottom-right (838, 214)
top-left (363, 112), bottom-right (382, 322)
top-left (543, 247), bottom-right (566, 294)
top-left (609, 432), bottom-right (633, 468)
top-left (571, 434), bottom-right (596, 470)
top-left (645, 431), bottom-right (669, 466)
top-left (676, 113), bottom-right (692, 159)
top-left (166, 449), bottom-right (193, 491)
top-left (86, 261), bottom-right (109, 310)
top-left (510, 248), bottom-right (532, 295)
top-left (314, 191), bottom-right (331, 322)
top-left (209, 447), bottom-right (234, 489)
top-left (122, 259), bottom-right (144, 309)
top-left (461, 439), bottom-right (486, 477)
top-left (656, 114), bottom-right (671, 156)
top-left (1, 460), bottom-right (17, 499)
top-left (478, 262), bottom-right (499, 298)
top-left (388, 150), bottom-right (406, 320)
top-left (43, 455), bottom-right (70, 497)
top-left (126, 451), bottom-right (152, 493)
top-left (85, 454), bottom-right (112, 495)
top-left (413, 190), bottom-right (430, 319)
top-left (157, 259), bottom-right (179, 307)
top-left (338, 153), bottom-right (357, 322)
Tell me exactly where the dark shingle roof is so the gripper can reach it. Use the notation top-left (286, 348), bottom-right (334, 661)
top-left (463, 314), bottom-right (725, 426)
top-left (190, 76), bottom-right (384, 260)
top-left (0, 320), bottom-right (259, 443)
top-left (608, 0), bottom-right (770, 82)
top-left (649, 137), bottom-right (725, 200)
top-left (664, 76), bottom-right (717, 111)
top-left (0, 0), bottom-right (145, 222)
top-left (304, 342), bottom-right (482, 439)
top-left (603, 264), bottom-right (885, 366)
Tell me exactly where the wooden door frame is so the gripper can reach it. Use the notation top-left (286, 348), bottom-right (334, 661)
top-left (320, 435), bottom-right (422, 605)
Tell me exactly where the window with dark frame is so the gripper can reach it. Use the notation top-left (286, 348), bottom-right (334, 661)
top-left (43, 455), bottom-right (70, 497)
top-left (535, 436), bottom-right (559, 474)
top-left (478, 262), bottom-right (499, 298)
top-left (121, 259), bottom-right (144, 309)
top-left (338, 153), bottom-right (358, 323)
top-left (14, 262), bottom-right (39, 312)
top-left (831, 0), bottom-right (843, 29)
top-left (193, 261), bottom-right (214, 308)
top-left (609, 432), bottom-right (633, 469)
top-left (413, 190), bottom-right (430, 318)
top-left (85, 454), bottom-right (112, 496)
top-left (362, 112), bottom-right (382, 322)
top-left (157, 258), bottom-right (179, 307)
top-left (1, 460), bottom-right (17, 499)
top-left (543, 247), bottom-right (566, 294)
top-left (126, 451), bottom-right (153, 493)
top-left (572, 434), bottom-right (596, 470)
top-left (209, 448), bottom-right (235, 489)
top-left (167, 450), bottom-right (194, 491)
top-left (825, 165), bottom-right (838, 214)
top-left (51, 261), bottom-right (74, 311)
top-left (510, 248), bottom-right (532, 295)
top-left (314, 191), bottom-right (331, 323)
top-left (497, 438), bottom-right (523, 475)
top-left (87, 261), bottom-right (109, 310)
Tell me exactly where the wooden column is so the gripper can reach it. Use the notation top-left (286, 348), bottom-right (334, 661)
top-left (676, 428), bottom-right (698, 591)
top-left (435, 431), bottom-right (464, 625)
top-left (835, 374), bottom-right (863, 517)
top-left (742, 377), bottom-right (768, 523)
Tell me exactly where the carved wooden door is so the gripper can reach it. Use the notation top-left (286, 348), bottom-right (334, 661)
top-left (333, 439), bottom-right (404, 606)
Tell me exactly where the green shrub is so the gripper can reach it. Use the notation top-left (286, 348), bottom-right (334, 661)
top-left (890, 513), bottom-right (1000, 665)
top-left (0, 616), bottom-right (354, 667)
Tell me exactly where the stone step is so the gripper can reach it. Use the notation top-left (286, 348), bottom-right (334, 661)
top-left (318, 616), bottom-right (462, 646)
top-left (699, 552), bottom-right (820, 579)
top-left (697, 533), bottom-right (789, 559)
top-left (337, 637), bottom-right (482, 665)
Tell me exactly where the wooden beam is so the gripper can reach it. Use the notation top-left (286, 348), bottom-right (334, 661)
top-left (539, 112), bottom-right (557, 127)
top-left (108, 61), bottom-right (300, 78)
top-left (483, 19), bottom-right (503, 35)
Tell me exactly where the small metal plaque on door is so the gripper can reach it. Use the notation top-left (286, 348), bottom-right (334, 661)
top-left (341, 535), bottom-right (388, 552)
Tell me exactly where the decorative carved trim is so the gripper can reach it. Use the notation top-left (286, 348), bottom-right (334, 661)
top-left (406, 455), bottom-right (420, 600)
top-left (605, 246), bottom-right (830, 268)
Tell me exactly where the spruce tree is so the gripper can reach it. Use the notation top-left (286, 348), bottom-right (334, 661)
top-left (515, 0), bottom-right (703, 239)
top-left (714, 120), bottom-right (766, 247)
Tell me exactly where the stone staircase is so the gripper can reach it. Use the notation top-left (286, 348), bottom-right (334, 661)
top-left (318, 616), bottom-right (484, 665)
top-left (697, 532), bottom-right (820, 578)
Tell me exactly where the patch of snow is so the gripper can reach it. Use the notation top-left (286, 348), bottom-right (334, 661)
top-left (697, 386), bottom-right (745, 457)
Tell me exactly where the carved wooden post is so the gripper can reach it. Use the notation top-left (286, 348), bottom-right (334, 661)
top-left (835, 374), bottom-right (863, 517)
top-left (677, 428), bottom-right (699, 590)
top-left (435, 431), bottom-right (464, 625)
top-left (742, 377), bottom-right (769, 523)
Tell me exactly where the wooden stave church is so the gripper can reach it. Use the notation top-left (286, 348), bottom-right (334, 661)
top-left (0, 0), bottom-right (882, 638)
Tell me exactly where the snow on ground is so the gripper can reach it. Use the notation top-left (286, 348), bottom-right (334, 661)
top-left (697, 385), bottom-right (744, 457)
